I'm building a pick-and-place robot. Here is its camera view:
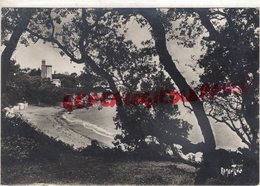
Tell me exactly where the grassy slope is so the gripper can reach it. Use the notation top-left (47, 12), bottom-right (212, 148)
top-left (1, 115), bottom-right (196, 185)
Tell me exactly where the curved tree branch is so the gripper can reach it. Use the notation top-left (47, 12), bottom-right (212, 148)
top-left (2, 9), bottom-right (34, 94)
top-left (138, 8), bottom-right (216, 153)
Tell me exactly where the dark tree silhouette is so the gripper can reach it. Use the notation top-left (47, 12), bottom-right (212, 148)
top-left (22, 8), bottom-right (193, 158)
top-left (1, 8), bottom-right (34, 96)
top-left (195, 8), bottom-right (259, 184)
top-left (197, 8), bottom-right (259, 154)
top-left (141, 8), bottom-right (259, 183)
top-left (1, 8), bottom-right (258, 184)
top-left (137, 8), bottom-right (216, 151)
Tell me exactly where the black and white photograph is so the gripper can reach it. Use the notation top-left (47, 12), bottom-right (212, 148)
top-left (1, 2), bottom-right (259, 185)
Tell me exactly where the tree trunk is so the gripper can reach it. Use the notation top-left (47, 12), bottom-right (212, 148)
top-left (2, 9), bottom-right (33, 95)
top-left (242, 91), bottom-right (259, 153)
top-left (197, 9), bottom-right (259, 154)
top-left (139, 9), bottom-right (216, 152)
top-left (84, 56), bottom-right (128, 121)
top-left (139, 9), bottom-right (216, 184)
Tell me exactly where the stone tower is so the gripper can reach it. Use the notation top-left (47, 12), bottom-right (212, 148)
top-left (41, 60), bottom-right (52, 80)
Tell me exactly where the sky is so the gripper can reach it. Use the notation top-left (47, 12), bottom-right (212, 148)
top-left (13, 41), bottom-right (85, 74)
top-left (10, 10), bottom-right (246, 150)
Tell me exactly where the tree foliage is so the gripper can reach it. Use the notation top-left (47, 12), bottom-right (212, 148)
top-left (1, 8), bottom-right (259, 184)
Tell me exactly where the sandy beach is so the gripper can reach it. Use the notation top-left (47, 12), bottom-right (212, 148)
top-left (18, 105), bottom-right (118, 149)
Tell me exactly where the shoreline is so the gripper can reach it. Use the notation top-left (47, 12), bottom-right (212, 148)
top-left (17, 105), bottom-right (115, 150)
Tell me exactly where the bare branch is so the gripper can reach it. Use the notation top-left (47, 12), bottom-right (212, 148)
top-left (25, 28), bottom-right (82, 63)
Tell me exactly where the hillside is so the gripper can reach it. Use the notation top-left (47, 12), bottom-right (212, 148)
top-left (1, 114), bottom-right (197, 185)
